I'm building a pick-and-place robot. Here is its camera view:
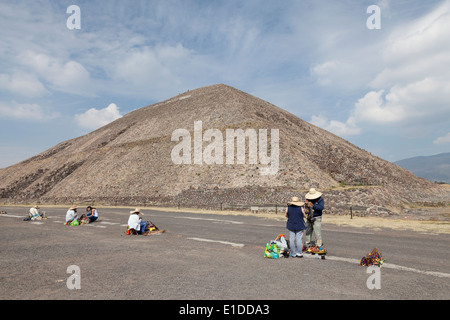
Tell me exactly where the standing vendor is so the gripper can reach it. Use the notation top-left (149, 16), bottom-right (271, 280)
top-left (304, 188), bottom-right (324, 247)
top-left (285, 196), bottom-right (306, 258)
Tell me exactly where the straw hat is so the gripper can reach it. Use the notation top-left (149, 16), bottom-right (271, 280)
top-left (69, 205), bottom-right (78, 210)
top-left (305, 188), bottom-right (322, 200)
top-left (34, 205), bottom-right (40, 209)
top-left (287, 196), bottom-right (304, 206)
top-left (130, 208), bottom-right (142, 214)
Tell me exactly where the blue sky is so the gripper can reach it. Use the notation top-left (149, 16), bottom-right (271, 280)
top-left (0, 0), bottom-right (449, 168)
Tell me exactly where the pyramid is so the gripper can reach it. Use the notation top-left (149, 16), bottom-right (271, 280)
top-left (0, 84), bottom-right (446, 212)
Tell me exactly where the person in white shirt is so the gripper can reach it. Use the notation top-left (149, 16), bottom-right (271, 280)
top-left (127, 208), bottom-right (148, 234)
top-left (29, 205), bottom-right (42, 220)
top-left (66, 205), bottom-right (78, 224)
top-left (86, 206), bottom-right (98, 223)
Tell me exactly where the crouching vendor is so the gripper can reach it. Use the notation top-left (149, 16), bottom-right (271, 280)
top-left (29, 205), bottom-right (44, 220)
top-left (86, 206), bottom-right (99, 223)
top-left (65, 205), bottom-right (79, 225)
top-left (127, 208), bottom-right (148, 234)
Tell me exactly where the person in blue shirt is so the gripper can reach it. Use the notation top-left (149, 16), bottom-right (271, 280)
top-left (285, 196), bottom-right (307, 258)
top-left (304, 188), bottom-right (325, 247)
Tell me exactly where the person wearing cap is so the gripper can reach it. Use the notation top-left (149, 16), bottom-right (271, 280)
top-left (65, 205), bottom-right (79, 224)
top-left (127, 208), bottom-right (148, 234)
top-left (285, 196), bottom-right (307, 258)
top-left (29, 205), bottom-right (43, 220)
top-left (304, 188), bottom-right (325, 247)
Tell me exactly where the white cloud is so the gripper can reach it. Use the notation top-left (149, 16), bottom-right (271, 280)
top-left (111, 43), bottom-right (217, 99)
top-left (109, 42), bottom-right (227, 100)
top-left (316, 1), bottom-right (450, 137)
top-left (75, 103), bottom-right (123, 131)
top-left (383, 1), bottom-right (450, 65)
top-left (433, 132), bottom-right (450, 145)
top-left (18, 51), bottom-right (92, 96)
top-left (370, 14), bottom-right (450, 90)
top-left (367, 1), bottom-right (450, 112)
top-left (310, 115), bottom-right (360, 137)
top-left (113, 44), bottom-right (192, 84)
top-left (310, 61), bottom-right (339, 86)
top-left (0, 101), bottom-right (58, 121)
top-left (354, 77), bottom-right (450, 125)
top-left (353, 90), bottom-right (405, 123)
top-left (0, 71), bottom-right (48, 97)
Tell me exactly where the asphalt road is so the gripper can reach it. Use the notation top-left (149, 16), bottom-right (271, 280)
top-left (1, 205), bottom-right (449, 302)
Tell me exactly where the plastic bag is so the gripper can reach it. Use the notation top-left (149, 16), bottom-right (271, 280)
top-left (70, 219), bottom-right (79, 226)
top-left (264, 243), bottom-right (279, 259)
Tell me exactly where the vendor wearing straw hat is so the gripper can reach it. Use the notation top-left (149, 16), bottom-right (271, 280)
top-left (285, 196), bottom-right (307, 258)
top-left (127, 208), bottom-right (148, 234)
top-left (304, 188), bottom-right (325, 247)
top-left (29, 205), bottom-right (42, 220)
top-left (65, 205), bottom-right (79, 224)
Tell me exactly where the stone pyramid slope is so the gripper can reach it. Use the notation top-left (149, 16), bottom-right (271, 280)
top-left (0, 84), bottom-right (444, 211)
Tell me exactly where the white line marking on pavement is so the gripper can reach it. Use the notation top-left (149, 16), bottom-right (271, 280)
top-left (316, 255), bottom-right (450, 279)
top-left (173, 216), bottom-right (244, 225)
top-left (324, 256), bottom-right (360, 264)
top-left (0, 214), bottom-right (24, 218)
top-left (99, 221), bottom-right (119, 225)
top-left (382, 262), bottom-right (450, 278)
top-left (187, 237), bottom-right (245, 248)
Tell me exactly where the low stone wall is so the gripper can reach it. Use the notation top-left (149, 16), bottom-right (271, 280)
top-left (2, 184), bottom-right (448, 218)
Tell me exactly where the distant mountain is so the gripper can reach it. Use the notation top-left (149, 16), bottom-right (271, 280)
top-left (395, 152), bottom-right (450, 183)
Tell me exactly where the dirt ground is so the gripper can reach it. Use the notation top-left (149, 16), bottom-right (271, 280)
top-left (1, 203), bottom-right (449, 235)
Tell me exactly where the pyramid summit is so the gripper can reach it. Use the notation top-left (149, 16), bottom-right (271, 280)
top-left (0, 84), bottom-right (447, 213)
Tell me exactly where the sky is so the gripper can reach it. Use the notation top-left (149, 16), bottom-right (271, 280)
top-left (0, 0), bottom-right (449, 168)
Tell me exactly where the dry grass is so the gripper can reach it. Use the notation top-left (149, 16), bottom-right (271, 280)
top-left (322, 214), bottom-right (450, 235)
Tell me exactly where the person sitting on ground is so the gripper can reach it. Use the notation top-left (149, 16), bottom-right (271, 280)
top-left (29, 205), bottom-right (43, 220)
top-left (285, 196), bottom-right (307, 258)
top-left (85, 206), bottom-right (98, 223)
top-left (271, 234), bottom-right (290, 257)
top-left (127, 208), bottom-right (148, 235)
top-left (65, 205), bottom-right (79, 225)
top-left (304, 188), bottom-right (325, 248)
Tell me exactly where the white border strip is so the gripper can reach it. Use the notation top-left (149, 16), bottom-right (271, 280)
top-left (325, 255), bottom-right (450, 278)
top-left (0, 214), bottom-right (24, 218)
top-left (188, 237), bottom-right (244, 248)
top-left (172, 216), bottom-right (244, 225)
